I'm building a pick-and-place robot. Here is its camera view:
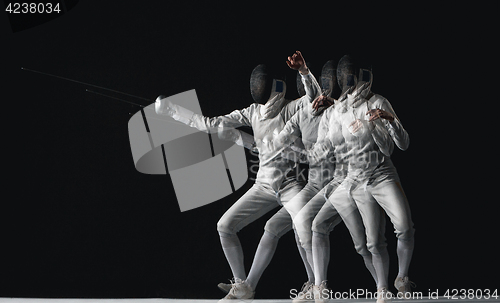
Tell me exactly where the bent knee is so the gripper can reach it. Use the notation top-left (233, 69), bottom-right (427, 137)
top-left (366, 242), bottom-right (387, 255)
top-left (355, 243), bottom-right (371, 256)
top-left (217, 220), bottom-right (236, 236)
top-left (311, 217), bottom-right (330, 235)
top-left (264, 219), bottom-right (291, 239)
top-left (395, 226), bottom-right (415, 240)
top-left (293, 215), bottom-right (311, 234)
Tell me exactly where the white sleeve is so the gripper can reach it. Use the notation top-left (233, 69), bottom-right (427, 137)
top-left (370, 119), bottom-right (394, 156)
top-left (157, 98), bottom-right (256, 134)
top-left (218, 128), bottom-right (257, 152)
top-left (300, 71), bottom-right (322, 103)
top-left (281, 72), bottom-right (322, 120)
top-left (379, 99), bottom-right (410, 151)
top-left (259, 111), bottom-right (304, 163)
top-left (191, 104), bottom-right (255, 133)
top-left (307, 107), bottom-right (335, 164)
top-left (274, 111), bottom-right (302, 150)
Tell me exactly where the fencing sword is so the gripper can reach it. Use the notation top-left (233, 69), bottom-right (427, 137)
top-left (20, 67), bottom-right (166, 138)
top-left (20, 67), bottom-right (206, 127)
top-left (21, 67), bottom-right (150, 108)
top-left (21, 67), bottom-right (166, 159)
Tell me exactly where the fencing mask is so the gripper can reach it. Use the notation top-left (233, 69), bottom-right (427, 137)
top-left (250, 64), bottom-right (287, 119)
top-left (321, 60), bottom-right (337, 98)
top-left (337, 55), bottom-right (357, 93)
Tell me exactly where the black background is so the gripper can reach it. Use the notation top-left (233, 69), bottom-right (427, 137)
top-left (1, 1), bottom-right (498, 299)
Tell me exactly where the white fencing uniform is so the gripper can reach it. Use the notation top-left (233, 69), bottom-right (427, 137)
top-left (298, 89), bottom-right (381, 287)
top-left (264, 93), bottom-right (346, 293)
top-left (334, 69), bottom-right (414, 290)
top-left (156, 71), bottom-right (321, 291)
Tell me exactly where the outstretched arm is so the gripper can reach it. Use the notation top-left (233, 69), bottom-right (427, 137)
top-left (155, 96), bottom-right (255, 133)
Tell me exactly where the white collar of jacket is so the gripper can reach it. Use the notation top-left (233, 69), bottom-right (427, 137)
top-left (259, 79), bottom-right (287, 120)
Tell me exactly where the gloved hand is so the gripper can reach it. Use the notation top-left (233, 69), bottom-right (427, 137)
top-left (286, 50), bottom-right (309, 75)
top-left (366, 108), bottom-right (394, 122)
top-left (312, 95), bottom-right (334, 111)
top-left (155, 95), bottom-right (195, 125)
top-left (155, 95), bottom-right (174, 116)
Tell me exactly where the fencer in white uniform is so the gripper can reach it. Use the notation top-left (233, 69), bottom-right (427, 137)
top-left (290, 60), bottom-right (385, 302)
top-left (264, 61), bottom-right (340, 300)
top-left (329, 55), bottom-right (415, 302)
top-left (266, 61), bottom-right (375, 302)
top-left (155, 51), bottom-right (322, 301)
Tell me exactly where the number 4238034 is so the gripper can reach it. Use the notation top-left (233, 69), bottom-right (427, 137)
top-left (6, 3), bottom-right (61, 14)
top-left (443, 289), bottom-right (498, 300)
